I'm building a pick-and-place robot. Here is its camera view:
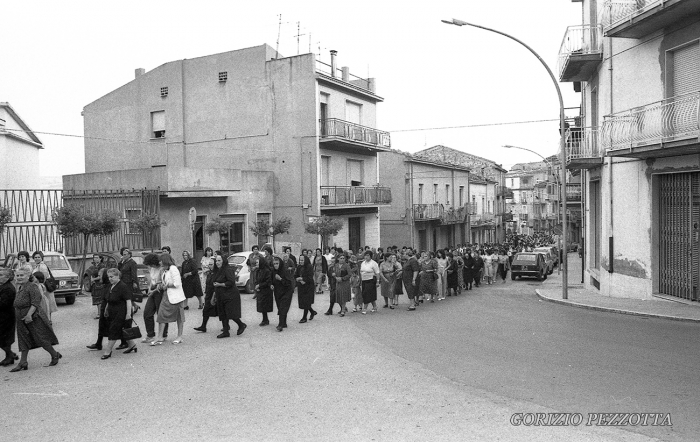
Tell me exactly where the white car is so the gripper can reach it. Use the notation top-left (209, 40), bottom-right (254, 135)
top-left (227, 251), bottom-right (255, 293)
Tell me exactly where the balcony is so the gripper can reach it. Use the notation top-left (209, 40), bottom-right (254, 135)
top-left (498, 187), bottom-right (514, 199)
top-left (602, 0), bottom-right (700, 39)
top-left (601, 90), bottom-right (700, 158)
top-left (471, 212), bottom-right (496, 227)
top-left (566, 127), bottom-right (604, 169)
top-left (319, 118), bottom-right (391, 152)
top-left (558, 25), bottom-right (603, 82)
top-left (566, 184), bottom-right (582, 202)
top-left (412, 203), bottom-right (469, 225)
top-left (320, 186), bottom-right (391, 208)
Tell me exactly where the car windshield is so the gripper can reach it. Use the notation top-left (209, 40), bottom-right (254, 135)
top-left (229, 256), bottom-right (247, 265)
top-left (515, 254), bottom-right (536, 262)
top-left (44, 255), bottom-right (71, 270)
top-left (131, 256), bottom-right (145, 265)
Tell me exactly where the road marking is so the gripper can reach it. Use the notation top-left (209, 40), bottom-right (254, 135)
top-left (14, 390), bottom-right (68, 397)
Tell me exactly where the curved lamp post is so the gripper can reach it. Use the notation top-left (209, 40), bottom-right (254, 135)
top-left (442, 18), bottom-right (568, 299)
top-left (503, 145), bottom-right (562, 275)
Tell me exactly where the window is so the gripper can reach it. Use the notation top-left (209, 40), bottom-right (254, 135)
top-left (220, 216), bottom-right (245, 254)
top-left (125, 208), bottom-right (142, 235)
top-left (433, 184), bottom-right (438, 203)
top-left (459, 186), bottom-right (464, 206)
top-left (668, 41), bottom-right (700, 97)
top-left (418, 184), bottom-right (424, 204)
top-left (347, 159), bottom-right (363, 186)
top-left (488, 200), bottom-right (491, 213)
top-left (151, 111), bottom-right (165, 139)
top-left (160, 87), bottom-right (168, 97)
top-left (345, 101), bottom-right (362, 124)
top-left (445, 184), bottom-right (450, 204)
top-left (218, 71), bottom-right (228, 82)
top-left (481, 197), bottom-right (485, 213)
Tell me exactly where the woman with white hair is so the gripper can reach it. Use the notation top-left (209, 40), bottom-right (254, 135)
top-left (9, 265), bottom-right (60, 372)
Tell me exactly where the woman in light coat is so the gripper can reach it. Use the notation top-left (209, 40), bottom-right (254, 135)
top-left (151, 253), bottom-right (186, 345)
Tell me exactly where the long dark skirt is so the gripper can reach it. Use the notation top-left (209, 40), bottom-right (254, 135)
top-left (256, 288), bottom-right (274, 313)
top-left (498, 264), bottom-right (508, 280)
top-left (105, 302), bottom-right (128, 341)
top-left (274, 288), bottom-right (293, 316)
top-left (15, 308), bottom-right (58, 351)
top-left (217, 294), bottom-right (241, 321)
top-left (297, 283), bottom-right (315, 309)
top-left (202, 289), bottom-right (218, 318)
top-left (361, 278), bottom-right (378, 304)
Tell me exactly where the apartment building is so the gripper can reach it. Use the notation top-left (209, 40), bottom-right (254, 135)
top-left (64, 44), bottom-right (391, 259)
top-left (560, 0), bottom-right (700, 300)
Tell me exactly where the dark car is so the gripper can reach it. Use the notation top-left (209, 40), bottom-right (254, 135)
top-left (82, 251), bottom-right (152, 296)
top-left (510, 252), bottom-right (548, 281)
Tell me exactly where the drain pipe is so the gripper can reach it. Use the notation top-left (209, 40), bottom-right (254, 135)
top-left (608, 37), bottom-right (614, 278)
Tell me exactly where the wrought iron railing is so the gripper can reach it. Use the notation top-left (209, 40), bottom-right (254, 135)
top-left (558, 24), bottom-right (603, 78)
top-left (412, 203), bottom-right (469, 224)
top-left (471, 212), bottom-right (495, 226)
top-left (602, 0), bottom-right (659, 30)
top-left (600, 91), bottom-right (700, 152)
top-left (467, 202), bottom-right (478, 215)
top-left (566, 184), bottom-right (582, 201)
top-left (566, 127), bottom-right (603, 163)
top-left (320, 118), bottom-right (391, 149)
top-left (320, 186), bottom-right (391, 206)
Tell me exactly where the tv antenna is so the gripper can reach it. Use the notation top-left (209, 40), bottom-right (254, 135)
top-left (294, 21), bottom-right (306, 55)
top-left (275, 14), bottom-right (289, 58)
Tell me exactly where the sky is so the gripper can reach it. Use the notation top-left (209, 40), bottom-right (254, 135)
top-left (1, 0), bottom-right (583, 177)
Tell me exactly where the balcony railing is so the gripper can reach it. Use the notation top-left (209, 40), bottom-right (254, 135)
top-left (468, 202), bottom-right (478, 215)
top-left (320, 118), bottom-right (391, 149)
top-left (412, 203), bottom-right (469, 224)
top-left (600, 91), bottom-right (700, 153)
top-left (566, 184), bottom-right (582, 202)
top-left (471, 212), bottom-right (496, 226)
top-left (566, 127), bottom-right (604, 169)
top-left (602, 0), bottom-right (700, 38)
top-left (320, 186), bottom-right (391, 207)
top-left (558, 24), bottom-right (603, 82)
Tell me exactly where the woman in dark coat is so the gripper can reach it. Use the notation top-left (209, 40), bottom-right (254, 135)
top-left (9, 266), bottom-right (60, 372)
top-left (445, 253), bottom-right (459, 296)
top-left (334, 254), bottom-right (352, 316)
top-left (272, 256), bottom-right (294, 331)
top-left (0, 269), bottom-right (18, 366)
top-left (101, 268), bottom-right (138, 359)
top-left (295, 254), bottom-right (316, 323)
top-left (86, 268), bottom-right (110, 351)
top-left (194, 256), bottom-right (218, 333)
top-left (255, 257), bottom-right (274, 326)
top-left (463, 251), bottom-right (475, 291)
top-left (181, 251), bottom-right (204, 310)
top-left (211, 254), bottom-right (246, 338)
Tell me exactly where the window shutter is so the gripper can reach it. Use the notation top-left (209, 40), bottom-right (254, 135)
top-left (673, 43), bottom-right (700, 97)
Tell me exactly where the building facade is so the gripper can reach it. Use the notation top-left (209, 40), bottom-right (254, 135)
top-left (0, 102), bottom-right (42, 189)
top-left (560, 0), bottom-right (700, 300)
top-left (379, 150), bottom-right (470, 250)
top-left (65, 44), bottom-right (391, 259)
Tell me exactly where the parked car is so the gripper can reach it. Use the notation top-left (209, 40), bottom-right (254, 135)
top-left (82, 251), bottom-right (151, 296)
top-left (2, 252), bottom-right (81, 304)
top-left (533, 246), bottom-right (558, 272)
top-left (510, 252), bottom-right (548, 281)
top-left (228, 251), bottom-right (255, 294)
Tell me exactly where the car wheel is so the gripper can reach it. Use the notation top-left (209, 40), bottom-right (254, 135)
top-left (511, 273), bottom-right (516, 281)
top-left (537, 271), bottom-right (543, 282)
top-left (64, 295), bottom-right (76, 305)
top-left (245, 279), bottom-right (255, 294)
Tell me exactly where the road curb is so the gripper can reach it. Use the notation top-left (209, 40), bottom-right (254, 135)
top-left (535, 289), bottom-right (700, 323)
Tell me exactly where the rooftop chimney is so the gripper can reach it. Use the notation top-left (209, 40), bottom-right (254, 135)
top-left (330, 50), bottom-right (337, 78)
top-left (135, 68), bottom-right (145, 78)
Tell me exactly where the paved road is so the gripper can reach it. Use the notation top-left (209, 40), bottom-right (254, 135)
top-left (0, 260), bottom-right (695, 441)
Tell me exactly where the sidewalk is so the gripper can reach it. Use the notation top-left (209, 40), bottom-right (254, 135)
top-left (535, 253), bottom-right (700, 323)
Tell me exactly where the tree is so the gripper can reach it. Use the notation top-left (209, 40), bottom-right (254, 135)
top-left (53, 205), bottom-right (121, 284)
top-left (249, 216), bottom-right (291, 250)
top-left (304, 216), bottom-right (343, 250)
top-left (129, 213), bottom-right (167, 252)
top-left (0, 206), bottom-right (11, 235)
top-left (204, 217), bottom-right (232, 249)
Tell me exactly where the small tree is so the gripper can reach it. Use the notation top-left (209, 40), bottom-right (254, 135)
top-left (250, 216), bottom-right (291, 250)
top-left (304, 216), bottom-right (343, 250)
top-left (204, 217), bottom-right (232, 249)
top-left (53, 205), bottom-right (121, 281)
top-left (130, 213), bottom-right (167, 252)
top-left (0, 206), bottom-right (11, 235)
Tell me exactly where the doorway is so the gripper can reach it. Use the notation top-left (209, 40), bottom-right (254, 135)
top-left (193, 215), bottom-right (205, 265)
top-left (348, 217), bottom-right (361, 253)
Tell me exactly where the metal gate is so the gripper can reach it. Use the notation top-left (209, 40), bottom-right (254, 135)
top-left (659, 172), bottom-right (700, 300)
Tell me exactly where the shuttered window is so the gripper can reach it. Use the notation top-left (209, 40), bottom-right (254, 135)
top-left (347, 159), bottom-right (363, 186)
top-left (672, 42), bottom-right (700, 97)
top-left (345, 101), bottom-right (362, 125)
top-left (151, 111), bottom-right (165, 138)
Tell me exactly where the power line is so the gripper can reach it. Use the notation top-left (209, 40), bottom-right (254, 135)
top-left (388, 118), bottom-right (560, 133)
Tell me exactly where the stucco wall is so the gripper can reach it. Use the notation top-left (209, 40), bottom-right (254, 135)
top-left (0, 136), bottom-right (41, 188)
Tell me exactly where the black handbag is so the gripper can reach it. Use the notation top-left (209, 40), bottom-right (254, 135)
top-left (122, 316), bottom-right (142, 341)
top-left (44, 266), bottom-right (58, 293)
top-left (131, 288), bottom-right (144, 303)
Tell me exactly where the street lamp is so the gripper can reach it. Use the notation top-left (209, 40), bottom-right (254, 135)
top-left (503, 145), bottom-right (562, 275)
top-left (442, 18), bottom-right (568, 299)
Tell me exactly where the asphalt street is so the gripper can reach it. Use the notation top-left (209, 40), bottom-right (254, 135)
top-left (1, 255), bottom-right (696, 441)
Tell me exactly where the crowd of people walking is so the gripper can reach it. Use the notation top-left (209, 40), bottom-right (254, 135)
top-left (0, 231), bottom-right (558, 371)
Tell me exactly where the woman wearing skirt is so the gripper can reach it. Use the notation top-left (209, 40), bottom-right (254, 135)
top-left (419, 251), bottom-right (438, 302)
top-left (360, 251), bottom-right (380, 314)
top-left (152, 254), bottom-right (186, 345)
top-left (333, 254), bottom-right (352, 316)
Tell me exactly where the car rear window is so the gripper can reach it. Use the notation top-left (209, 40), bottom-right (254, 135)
top-left (515, 254), bottom-right (536, 262)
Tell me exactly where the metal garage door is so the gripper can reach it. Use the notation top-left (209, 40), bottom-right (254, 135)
top-left (659, 172), bottom-right (700, 300)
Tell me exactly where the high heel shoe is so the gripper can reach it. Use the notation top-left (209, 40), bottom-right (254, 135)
top-left (101, 352), bottom-right (112, 360)
top-left (9, 362), bottom-right (28, 372)
top-left (123, 345), bottom-right (138, 354)
top-left (309, 310), bottom-right (317, 321)
top-left (48, 352), bottom-right (62, 366)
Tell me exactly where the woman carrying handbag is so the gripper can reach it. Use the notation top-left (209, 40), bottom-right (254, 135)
top-left (151, 254), bottom-right (186, 345)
